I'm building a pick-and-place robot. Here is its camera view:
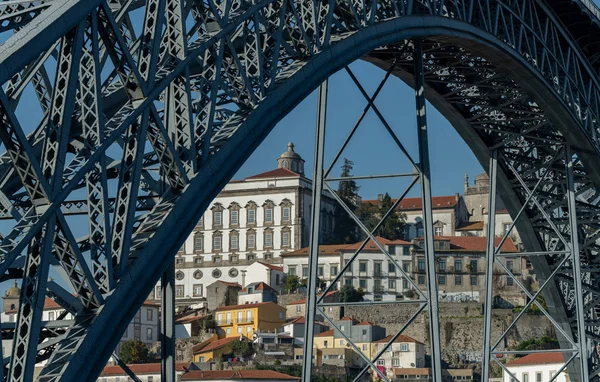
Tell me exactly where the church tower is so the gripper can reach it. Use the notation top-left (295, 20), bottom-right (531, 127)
top-left (277, 142), bottom-right (305, 175)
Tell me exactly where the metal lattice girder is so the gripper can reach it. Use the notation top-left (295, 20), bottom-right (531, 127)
top-left (0, 0), bottom-right (598, 380)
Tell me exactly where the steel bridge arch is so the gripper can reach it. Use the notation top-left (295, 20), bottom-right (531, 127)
top-left (0, 0), bottom-right (598, 380)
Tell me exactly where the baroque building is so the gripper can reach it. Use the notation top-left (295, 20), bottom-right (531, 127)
top-left (157, 143), bottom-right (336, 303)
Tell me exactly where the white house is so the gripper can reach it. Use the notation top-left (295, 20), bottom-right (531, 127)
top-left (97, 362), bottom-right (191, 381)
top-left (243, 262), bottom-right (285, 287)
top-left (374, 334), bottom-right (425, 379)
top-left (155, 143), bottom-right (336, 304)
top-left (281, 244), bottom-right (348, 286)
top-left (238, 282), bottom-right (277, 305)
top-left (503, 352), bottom-right (567, 382)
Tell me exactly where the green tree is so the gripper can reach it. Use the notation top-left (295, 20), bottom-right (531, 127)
top-left (339, 285), bottom-right (365, 302)
top-left (332, 159), bottom-right (360, 244)
top-left (119, 339), bottom-right (149, 364)
top-left (229, 338), bottom-right (253, 358)
top-left (284, 275), bottom-right (300, 292)
top-left (512, 336), bottom-right (558, 357)
top-left (356, 192), bottom-right (406, 240)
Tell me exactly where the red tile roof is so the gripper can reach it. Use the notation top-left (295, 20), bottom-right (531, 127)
top-left (315, 329), bottom-right (334, 337)
top-left (282, 244), bottom-right (351, 257)
top-left (505, 352), bottom-right (564, 366)
top-left (375, 334), bottom-right (424, 345)
top-left (455, 221), bottom-right (484, 231)
top-left (362, 196), bottom-right (460, 211)
top-left (256, 261), bottom-right (283, 272)
top-left (100, 363), bottom-right (190, 376)
top-left (414, 236), bottom-right (518, 253)
top-left (245, 168), bottom-right (301, 180)
top-left (216, 281), bottom-right (242, 288)
top-left (343, 236), bottom-right (411, 252)
top-left (287, 290), bottom-right (338, 305)
top-left (181, 370), bottom-right (299, 380)
top-left (193, 337), bottom-right (239, 354)
top-left (215, 301), bottom-right (281, 312)
top-left (240, 282), bottom-right (275, 293)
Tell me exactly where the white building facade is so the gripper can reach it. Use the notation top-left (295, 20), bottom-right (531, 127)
top-left (503, 353), bottom-right (567, 382)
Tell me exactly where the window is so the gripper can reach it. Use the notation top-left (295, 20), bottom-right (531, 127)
top-left (377, 360), bottom-right (385, 366)
top-left (289, 266), bottom-right (296, 276)
top-left (247, 231), bottom-right (256, 249)
top-left (507, 276), bottom-right (514, 286)
top-left (418, 259), bottom-right (425, 271)
top-left (230, 234), bottom-right (239, 250)
top-left (247, 254), bottom-right (255, 260)
top-left (213, 211), bottom-right (222, 226)
top-left (176, 257), bottom-right (184, 265)
top-left (194, 270), bottom-right (203, 279)
top-left (465, 260), bottom-right (476, 274)
top-left (434, 226), bottom-right (442, 236)
top-left (417, 228), bottom-right (424, 237)
top-left (194, 257), bottom-right (203, 264)
top-left (213, 234), bottom-right (222, 250)
top-left (217, 313), bottom-right (223, 324)
top-left (212, 269), bottom-right (222, 278)
top-left (193, 284), bottom-right (203, 296)
top-left (194, 233), bottom-right (203, 252)
top-left (340, 340), bottom-right (345, 346)
top-left (147, 377), bottom-right (153, 382)
top-left (147, 328), bottom-right (153, 340)
top-left (331, 266), bottom-right (338, 276)
top-left (176, 285), bottom-right (184, 297)
top-left (246, 326), bottom-right (252, 333)
top-left (549, 371), bottom-right (556, 379)
top-left (278, 312), bottom-right (284, 319)
top-left (282, 231), bottom-right (291, 247)
top-left (418, 275), bottom-right (425, 284)
top-left (438, 275), bottom-right (446, 285)
top-left (296, 305), bottom-right (302, 313)
top-left (536, 372), bottom-right (542, 382)
top-left (229, 268), bottom-right (238, 277)
top-left (393, 359), bottom-right (400, 367)
top-left (213, 255), bottom-right (221, 263)
top-left (454, 259), bottom-right (463, 272)
top-left (359, 262), bottom-right (367, 272)
top-left (522, 373), bottom-right (529, 382)
top-left (506, 260), bottom-right (514, 272)
top-left (49, 312), bottom-right (55, 321)
top-left (470, 276), bottom-right (478, 286)
top-left (302, 267), bottom-right (308, 277)
top-left (403, 246), bottom-right (410, 256)
top-left (388, 262), bottom-right (396, 273)
top-left (455, 275), bottom-right (462, 285)
top-left (504, 223), bottom-right (511, 233)
top-left (345, 278), bottom-right (352, 286)
top-left (438, 259), bottom-right (446, 271)
top-left (264, 231), bottom-right (273, 248)
top-left (156, 286), bottom-right (162, 299)
top-left (226, 328), bottom-right (231, 335)
top-left (282, 207), bottom-right (291, 222)
top-left (237, 327), bottom-right (242, 334)
top-left (147, 309), bottom-right (153, 321)
top-left (400, 343), bottom-right (408, 352)
top-left (389, 279), bottom-right (396, 289)
top-left (176, 271), bottom-right (184, 280)
top-left (318, 266), bottom-right (324, 277)
top-left (359, 279), bottom-right (367, 288)
top-left (230, 210), bottom-right (239, 225)
top-left (247, 209), bottom-right (256, 224)
top-left (265, 208), bottom-right (273, 223)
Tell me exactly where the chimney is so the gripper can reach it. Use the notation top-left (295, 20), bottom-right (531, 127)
top-left (377, 194), bottom-right (383, 202)
top-left (241, 270), bottom-right (247, 287)
top-left (455, 193), bottom-right (459, 201)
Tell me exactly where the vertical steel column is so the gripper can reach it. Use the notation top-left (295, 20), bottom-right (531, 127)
top-left (413, 38), bottom-right (442, 382)
top-left (481, 149), bottom-right (498, 381)
top-left (301, 80), bottom-right (328, 382)
top-left (565, 145), bottom-right (590, 382)
top-left (161, 260), bottom-right (175, 382)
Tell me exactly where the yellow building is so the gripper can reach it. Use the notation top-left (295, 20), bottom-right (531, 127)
top-left (215, 302), bottom-right (285, 338)
top-left (192, 337), bottom-right (239, 362)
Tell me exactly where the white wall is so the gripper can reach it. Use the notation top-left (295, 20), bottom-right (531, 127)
top-left (503, 363), bottom-right (567, 382)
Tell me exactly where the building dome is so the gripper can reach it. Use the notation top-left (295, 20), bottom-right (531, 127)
top-left (5, 281), bottom-right (20, 298)
top-left (277, 142), bottom-right (305, 175)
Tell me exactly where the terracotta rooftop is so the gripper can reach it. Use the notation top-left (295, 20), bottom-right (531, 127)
top-left (193, 337), bottom-right (239, 354)
top-left (282, 244), bottom-right (350, 257)
top-left (245, 168), bottom-right (301, 180)
top-left (181, 369), bottom-right (299, 380)
top-left (414, 236), bottom-right (518, 253)
top-left (375, 334), bottom-right (424, 345)
top-left (343, 236), bottom-right (412, 252)
top-left (392, 368), bottom-right (430, 376)
top-left (215, 301), bottom-right (281, 312)
top-left (256, 261), bottom-right (283, 272)
top-left (100, 362), bottom-right (190, 376)
top-left (240, 282), bottom-right (275, 293)
top-left (362, 195), bottom-right (460, 211)
top-left (215, 281), bottom-right (242, 288)
top-left (355, 321), bottom-right (374, 326)
top-left (315, 329), bottom-right (334, 337)
top-left (505, 352), bottom-right (565, 366)
top-left (455, 221), bottom-right (484, 231)
top-left (287, 290), bottom-right (338, 305)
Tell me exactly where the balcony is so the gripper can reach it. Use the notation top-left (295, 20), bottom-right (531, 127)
top-left (236, 318), bottom-right (254, 325)
top-left (373, 270), bottom-right (384, 278)
top-left (217, 320), bottom-right (234, 326)
top-left (373, 286), bottom-right (385, 294)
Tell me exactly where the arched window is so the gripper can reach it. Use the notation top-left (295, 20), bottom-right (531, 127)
top-left (282, 160), bottom-right (289, 168)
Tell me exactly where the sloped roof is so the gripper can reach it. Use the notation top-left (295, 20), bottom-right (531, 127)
top-left (343, 236), bottom-right (411, 252)
top-left (455, 221), bottom-right (484, 231)
top-left (282, 244), bottom-right (350, 257)
top-left (215, 301), bottom-right (281, 312)
top-left (100, 363), bottom-right (190, 376)
top-left (256, 261), bottom-right (283, 272)
top-left (193, 337), bottom-right (239, 354)
top-left (505, 352), bottom-right (564, 366)
top-left (315, 329), bottom-right (334, 337)
top-left (245, 168), bottom-right (301, 180)
top-left (240, 282), bottom-right (275, 293)
top-left (414, 236), bottom-right (518, 253)
top-left (375, 334), bottom-right (424, 345)
top-left (362, 195), bottom-right (460, 211)
top-left (181, 369), bottom-right (299, 380)
top-left (215, 281), bottom-right (242, 288)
